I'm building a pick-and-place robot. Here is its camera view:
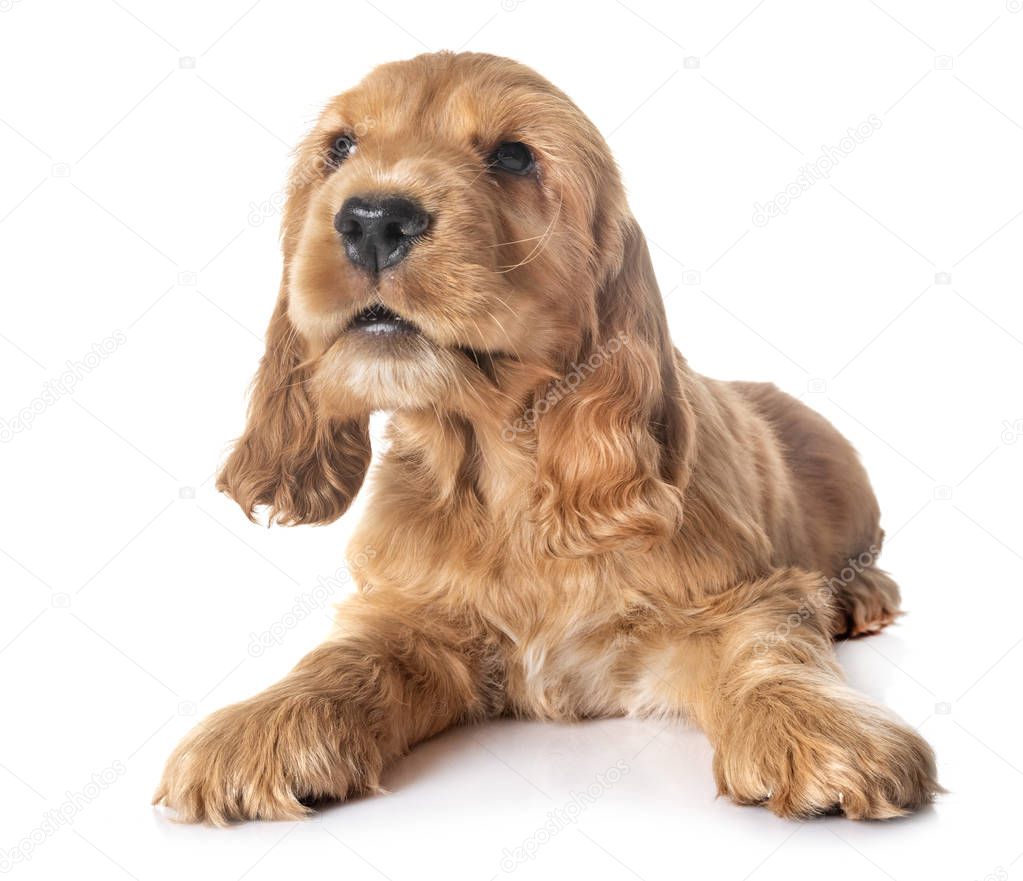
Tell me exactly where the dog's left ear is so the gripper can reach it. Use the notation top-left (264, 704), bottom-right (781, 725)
top-left (533, 219), bottom-right (694, 557)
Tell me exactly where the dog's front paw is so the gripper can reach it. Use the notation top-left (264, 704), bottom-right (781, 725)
top-left (153, 693), bottom-right (382, 824)
top-left (714, 695), bottom-right (941, 819)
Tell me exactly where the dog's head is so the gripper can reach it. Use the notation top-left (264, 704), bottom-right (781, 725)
top-left (220, 52), bottom-right (691, 555)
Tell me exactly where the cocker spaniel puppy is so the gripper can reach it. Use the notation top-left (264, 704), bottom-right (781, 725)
top-left (155, 52), bottom-right (939, 824)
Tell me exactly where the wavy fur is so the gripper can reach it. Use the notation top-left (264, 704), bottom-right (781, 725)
top-left (156, 52), bottom-right (939, 824)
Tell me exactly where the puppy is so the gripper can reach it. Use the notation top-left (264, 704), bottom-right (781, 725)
top-left (155, 52), bottom-right (939, 824)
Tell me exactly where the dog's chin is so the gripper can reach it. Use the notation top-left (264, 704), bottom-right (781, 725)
top-left (311, 325), bottom-right (469, 416)
top-left (306, 300), bottom-right (514, 419)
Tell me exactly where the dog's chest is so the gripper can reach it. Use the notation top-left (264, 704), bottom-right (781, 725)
top-left (487, 570), bottom-right (659, 720)
top-left (351, 491), bottom-right (693, 719)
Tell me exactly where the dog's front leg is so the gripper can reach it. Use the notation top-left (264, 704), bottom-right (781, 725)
top-left (668, 568), bottom-right (940, 819)
top-left (155, 595), bottom-right (499, 824)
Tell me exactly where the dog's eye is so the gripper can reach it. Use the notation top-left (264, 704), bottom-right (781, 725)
top-left (326, 134), bottom-right (356, 169)
top-left (490, 141), bottom-right (534, 175)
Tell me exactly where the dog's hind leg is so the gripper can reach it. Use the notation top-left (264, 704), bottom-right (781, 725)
top-left (829, 561), bottom-right (902, 640)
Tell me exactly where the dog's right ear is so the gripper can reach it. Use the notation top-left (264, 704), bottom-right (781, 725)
top-left (217, 137), bottom-right (371, 525)
top-left (216, 291), bottom-right (371, 525)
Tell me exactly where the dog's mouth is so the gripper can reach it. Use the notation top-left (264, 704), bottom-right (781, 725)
top-left (343, 302), bottom-right (510, 379)
top-left (346, 304), bottom-right (420, 337)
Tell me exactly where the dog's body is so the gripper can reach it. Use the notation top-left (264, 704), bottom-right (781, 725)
top-left (156, 52), bottom-right (938, 824)
top-left (354, 374), bottom-right (888, 715)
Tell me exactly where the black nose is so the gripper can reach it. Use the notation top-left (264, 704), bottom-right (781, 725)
top-left (334, 196), bottom-right (430, 272)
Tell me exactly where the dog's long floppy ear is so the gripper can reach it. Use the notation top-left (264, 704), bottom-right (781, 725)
top-left (216, 291), bottom-right (371, 525)
top-left (533, 219), bottom-right (694, 557)
top-left (217, 149), bottom-right (371, 525)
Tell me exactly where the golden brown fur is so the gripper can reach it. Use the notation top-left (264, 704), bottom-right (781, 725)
top-left (154, 52), bottom-right (938, 824)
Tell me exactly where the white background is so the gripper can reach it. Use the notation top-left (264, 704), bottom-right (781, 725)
top-left (2, 1), bottom-right (1022, 879)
